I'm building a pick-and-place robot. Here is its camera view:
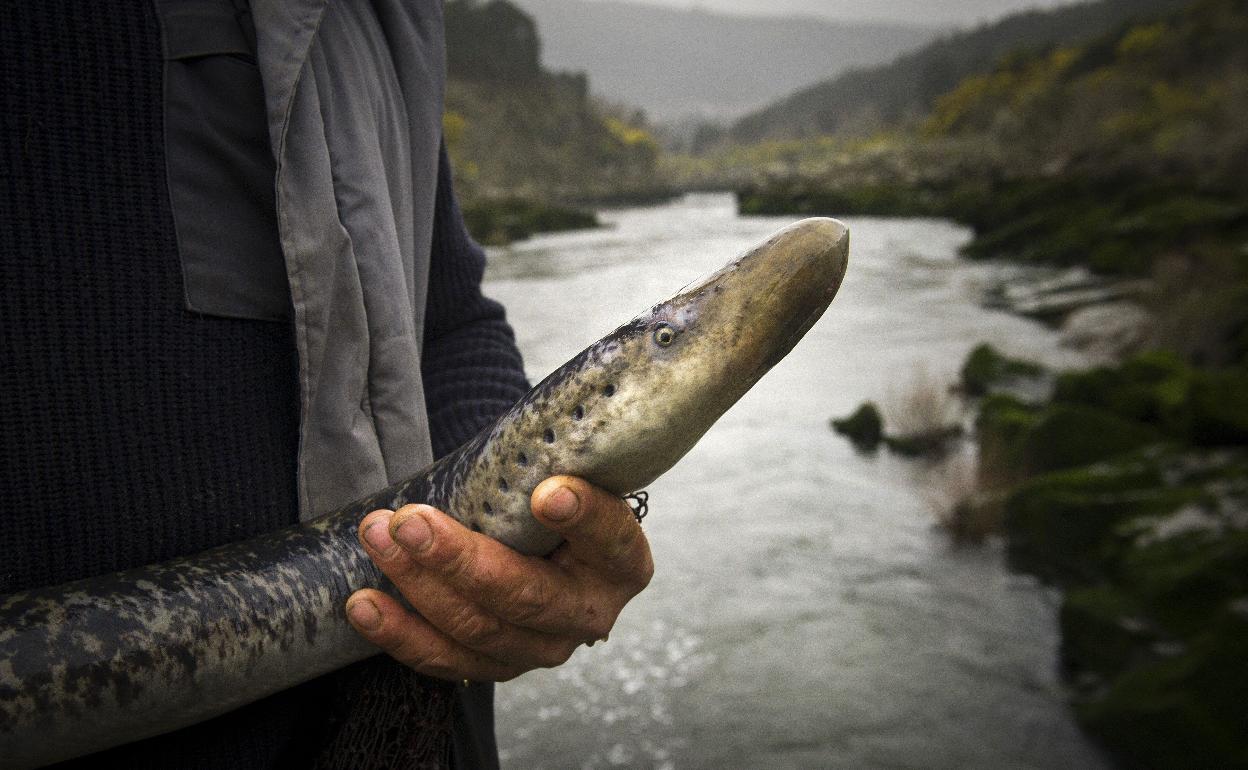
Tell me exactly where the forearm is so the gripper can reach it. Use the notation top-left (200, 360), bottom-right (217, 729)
top-left (421, 143), bottom-right (529, 458)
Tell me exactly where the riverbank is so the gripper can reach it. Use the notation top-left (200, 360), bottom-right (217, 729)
top-left (460, 198), bottom-right (600, 246)
top-left (974, 349), bottom-right (1248, 767)
top-left (834, 338), bottom-right (1248, 765)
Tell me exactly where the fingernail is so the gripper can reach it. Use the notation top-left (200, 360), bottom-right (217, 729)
top-left (363, 521), bottom-right (394, 554)
top-left (544, 485), bottom-right (580, 522)
top-left (347, 599), bottom-right (382, 630)
top-left (394, 515), bottom-right (433, 552)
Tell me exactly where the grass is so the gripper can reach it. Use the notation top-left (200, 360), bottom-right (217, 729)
top-left (919, 449), bottom-right (1009, 545)
top-left (882, 364), bottom-right (965, 458)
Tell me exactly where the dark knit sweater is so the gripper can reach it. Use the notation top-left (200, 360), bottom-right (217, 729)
top-left (0, 1), bottom-right (529, 766)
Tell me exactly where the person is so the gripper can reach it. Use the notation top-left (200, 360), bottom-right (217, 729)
top-left (0, 1), bottom-right (652, 767)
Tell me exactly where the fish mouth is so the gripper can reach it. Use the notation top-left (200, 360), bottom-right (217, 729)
top-left (717, 217), bottom-right (850, 383)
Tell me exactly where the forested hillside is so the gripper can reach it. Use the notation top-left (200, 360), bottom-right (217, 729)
top-left (730, 0), bottom-right (1188, 142)
top-left (442, 0), bottom-right (665, 240)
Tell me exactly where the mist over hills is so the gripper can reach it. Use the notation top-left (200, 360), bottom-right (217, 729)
top-left (510, 0), bottom-right (935, 122)
top-left (730, 0), bottom-right (1192, 142)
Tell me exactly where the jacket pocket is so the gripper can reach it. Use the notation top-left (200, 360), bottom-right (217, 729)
top-left (156, 0), bottom-right (290, 321)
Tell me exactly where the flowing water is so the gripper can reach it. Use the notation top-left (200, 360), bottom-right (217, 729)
top-left (485, 194), bottom-right (1109, 769)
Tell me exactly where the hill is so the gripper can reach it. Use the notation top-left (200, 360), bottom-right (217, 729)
top-left (730, 0), bottom-right (1190, 142)
top-left (441, 0), bottom-right (667, 240)
top-left (510, 0), bottom-right (934, 122)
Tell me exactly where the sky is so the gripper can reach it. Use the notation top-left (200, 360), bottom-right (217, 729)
top-left (590, 0), bottom-right (1085, 27)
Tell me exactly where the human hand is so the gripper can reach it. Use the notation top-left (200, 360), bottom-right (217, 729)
top-left (345, 476), bottom-right (654, 681)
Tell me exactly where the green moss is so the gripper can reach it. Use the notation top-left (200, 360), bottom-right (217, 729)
top-left (1189, 368), bottom-right (1248, 446)
top-left (1002, 460), bottom-right (1193, 585)
top-left (1060, 585), bottom-right (1153, 680)
top-left (830, 402), bottom-right (883, 452)
top-left (960, 343), bottom-right (1044, 397)
top-left (1075, 610), bottom-right (1248, 769)
top-left (976, 393), bottom-right (1042, 484)
top-left (735, 182), bottom-right (947, 218)
top-left (1120, 530), bottom-right (1248, 636)
top-left (1053, 351), bottom-right (1195, 437)
top-left (1021, 405), bottom-right (1161, 474)
top-left (461, 198), bottom-right (598, 245)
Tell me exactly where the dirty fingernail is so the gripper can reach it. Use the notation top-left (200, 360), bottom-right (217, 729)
top-left (544, 485), bottom-right (580, 522)
top-left (347, 599), bottom-right (382, 630)
top-left (394, 515), bottom-right (433, 552)
top-left (363, 521), bottom-right (394, 553)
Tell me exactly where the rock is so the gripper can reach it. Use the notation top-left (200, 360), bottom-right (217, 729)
top-left (983, 267), bottom-right (1152, 326)
top-left (882, 425), bottom-right (963, 458)
top-left (1189, 368), bottom-right (1248, 447)
top-left (1061, 585), bottom-right (1155, 681)
top-left (1075, 609), bottom-right (1248, 769)
top-left (1002, 459), bottom-right (1196, 586)
top-left (959, 343), bottom-right (1045, 397)
top-left (830, 402), bottom-right (883, 452)
top-left (1021, 405), bottom-right (1162, 474)
top-left (1054, 351), bottom-right (1194, 438)
top-left (1060, 301), bottom-right (1153, 360)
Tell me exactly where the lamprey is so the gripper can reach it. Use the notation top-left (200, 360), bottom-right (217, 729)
top-left (0, 218), bottom-right (849, 766)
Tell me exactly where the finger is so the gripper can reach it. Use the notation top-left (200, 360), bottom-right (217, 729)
top-left (388, 504), bottom-right (613, 638)
top-left (532, 476), bottom-right (654, 591)
top-left (357, 508), bottom-right (423, 582)
top-left (345, 588), bottom-right (524, 682)
top-left (385, 573), bottom-right (583, 669)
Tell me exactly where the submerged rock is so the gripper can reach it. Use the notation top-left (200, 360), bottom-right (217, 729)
top-left (830, 402), bottom-right (883, 452)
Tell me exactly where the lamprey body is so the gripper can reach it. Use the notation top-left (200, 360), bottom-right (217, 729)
top-left (0, 218), bottom-right (850, 766)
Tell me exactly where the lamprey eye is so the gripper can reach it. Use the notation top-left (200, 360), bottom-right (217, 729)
top-left (653, 323), bottom-right (677, 347)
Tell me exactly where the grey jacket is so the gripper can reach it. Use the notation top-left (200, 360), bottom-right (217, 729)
top-left (250, 0), bottom-right (446, 518)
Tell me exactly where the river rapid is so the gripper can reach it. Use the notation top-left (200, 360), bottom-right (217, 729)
top-left (484, 194), bottom-right (1109, 769)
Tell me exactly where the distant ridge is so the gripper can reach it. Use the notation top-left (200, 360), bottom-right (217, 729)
top-left (731, 0), bottom-right (1191, 142)
top-left (511, 0), bottom-right (935, 122)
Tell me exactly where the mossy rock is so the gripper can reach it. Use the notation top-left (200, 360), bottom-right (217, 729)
top-left (1053, 351), bottom-right (1194, 437)
top-left (976, 393), bottom-right (1042, 485)
top-left (1060, 585), bottom-right (1154, 681)
top-left (1189, 368), bottom-right (1248, 447)
top-left (830, 402), bottom-right (883, 452)
top-left (1119, 529), bottom-right (1248, 636)
top-left (1003, 461), bottom-right (1194, 586)
top-left (1021, 405), bottom-right (1161, 474)
top-left (960, 343), bottom-right (1044, 397)
top-left (1076, 609), bottom-right (1248, 769)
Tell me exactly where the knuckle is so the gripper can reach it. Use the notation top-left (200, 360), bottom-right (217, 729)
top-left (447, 606), bottom-right (504, 649)
top-left (507, 579), bottom-right (549, 624)
top-left (392, 638), bottom-right (436, 672)
top-left (412, 650), bottom-right (456, 679)
top-left (441, 537), bottom-right (480, 583)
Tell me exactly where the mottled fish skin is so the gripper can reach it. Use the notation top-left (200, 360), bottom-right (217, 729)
top-left (0, 219), bottom-right (849, 767)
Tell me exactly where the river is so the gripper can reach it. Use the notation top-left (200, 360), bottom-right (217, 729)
top-left (483, 194), bottom-right (1109, 769)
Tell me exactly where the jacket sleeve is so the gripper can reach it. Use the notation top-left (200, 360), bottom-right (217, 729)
top-left (421, 145), bottom-right (531, 459)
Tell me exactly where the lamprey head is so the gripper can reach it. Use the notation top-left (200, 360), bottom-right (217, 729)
top-left (527, 218), bottom-right (851, 496)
